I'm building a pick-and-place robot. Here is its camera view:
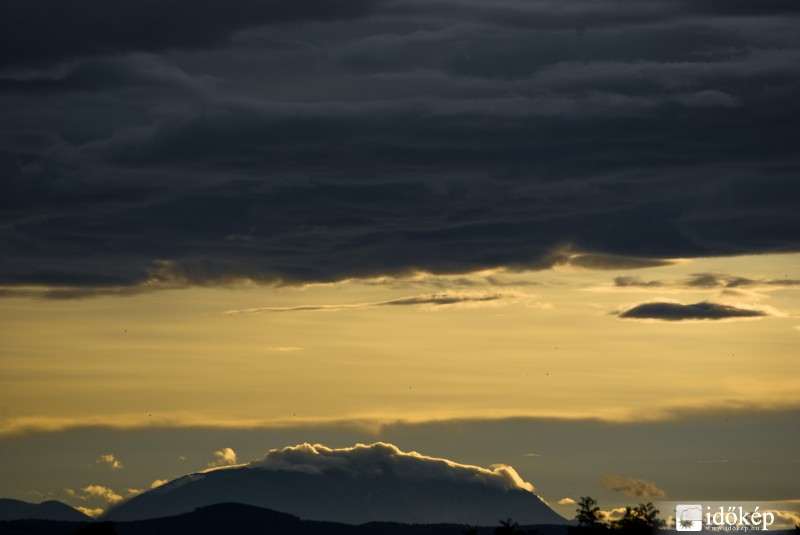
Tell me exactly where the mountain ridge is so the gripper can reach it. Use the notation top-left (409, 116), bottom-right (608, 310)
top-left (0, 498), bottom-right (90, 522)
top-left (105, 465), bottom-right (566, 525)
top-left (105, 443), bottom-right (567, 525)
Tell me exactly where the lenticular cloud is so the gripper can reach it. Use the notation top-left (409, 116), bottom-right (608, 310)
top-left (249, 442), bottom-right (534, 492)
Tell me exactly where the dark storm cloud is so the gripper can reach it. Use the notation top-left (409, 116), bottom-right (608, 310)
top-left (1, 0), bottom-right (800, 292)
top-left (614, 276), bottom-right (663, 288)
top-left (387, 0), bottom-right (800, 31)
top-left (0, 0), bottom-right (382, 70)
top-left (617, 301), bottom-right (767, 321)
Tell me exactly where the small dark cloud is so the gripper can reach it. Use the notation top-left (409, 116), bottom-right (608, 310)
top-left (600, 475), bottom-right (667, 499)
top-left (767, 278), bottom-right (800, 287)
top-left (613, 276), bottom-right (663, 288)
top-left (485, 276), bottom-right (539, 287)
top-left (617, 301), bottom-right (768, 321)
top-left (684, 273), bottom-right (800, 289)
top-left (606, 272), bottom-right (800, 293)
top-left (685, 273), bottom-right (728, 288)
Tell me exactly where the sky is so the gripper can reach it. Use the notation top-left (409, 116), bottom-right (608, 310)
top-left (1, 0), bottom-right (799, 525)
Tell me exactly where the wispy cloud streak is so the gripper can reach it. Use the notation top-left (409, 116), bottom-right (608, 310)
top-left (225, 291), bottom-right (522, 314)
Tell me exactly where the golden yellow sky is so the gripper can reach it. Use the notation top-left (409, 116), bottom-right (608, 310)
top-left (2, 253), bottom-right (798, 435)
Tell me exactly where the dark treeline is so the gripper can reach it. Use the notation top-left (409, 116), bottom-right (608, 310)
top-left (1, 501), bottom-right (798, 535)
top-left (569, 497), bottom-right (665, 535)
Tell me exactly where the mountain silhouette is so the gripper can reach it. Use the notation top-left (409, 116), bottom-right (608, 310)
top-left (105, 443), bottom-right (566, 525)
top-left (0, 498), bottom-right (90, 522)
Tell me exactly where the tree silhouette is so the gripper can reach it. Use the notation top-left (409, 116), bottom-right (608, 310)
top-left (575, 496), bottom-right (605, 531)
top-left (73, 521), bottom-right (118, 535)
top-left (570, 497), bottom-right (664, 535)
top-left (495, 518), bottom-right (541, 535)
top-left (496, 518), bottom-right (522, 535)
top-left (611, 502), bottom-right (665, 533)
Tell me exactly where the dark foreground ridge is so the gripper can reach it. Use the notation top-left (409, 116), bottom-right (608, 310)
top-left (0, 498), bottom-right (91, 522)
top-left (0, 502), bottom-right (572, 535)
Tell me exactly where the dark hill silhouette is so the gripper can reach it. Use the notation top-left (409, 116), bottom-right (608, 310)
top-left (1, 502), bottom-right (573, 535)
top-left (0, 519), bottom-right (85, 535)
top-left (0, 498), bottom-right (90, 522)
top-left (2, 502), bottom-right (796, 535)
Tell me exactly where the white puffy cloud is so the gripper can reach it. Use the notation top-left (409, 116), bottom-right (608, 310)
top-left (82, 485), bottom-right (124, 504)
top-left (558, 498), bottom-right (576, 505)
top-left (208, 447), bottom-right (238, 468)
top-left (602, 507), bottom-right (629, 522)
top-left (249, 442), bottom-right (535, 493)
top-left (125, 479), bottom-right (167, 497)
top-left (76, 506), bottom-right (104, 518)
top-left (765, 510), bottom-right (800, 530)
top-left (66, 484), bottom-right (124, 505)
top-left (96, 453), bottom-right (124, 470)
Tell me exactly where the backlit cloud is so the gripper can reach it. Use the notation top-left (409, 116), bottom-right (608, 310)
top-left (600, 475), bottom-right (667, 499)
top-left (66, 484), bottom-right (123, 505)
top-left (249, 442), bottom-right (535, 492)
top-left (207, 447), bottom-right (238, 468)
top-left (76, 507), bottom-right (104, 518)
top-left (766, 509), bottom-right (800, 529)
top-left (95, 453), bottom-right (124, 471)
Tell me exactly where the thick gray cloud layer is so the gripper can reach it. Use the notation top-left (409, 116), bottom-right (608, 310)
top-left (2, 0), bottom-right (799, 290)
